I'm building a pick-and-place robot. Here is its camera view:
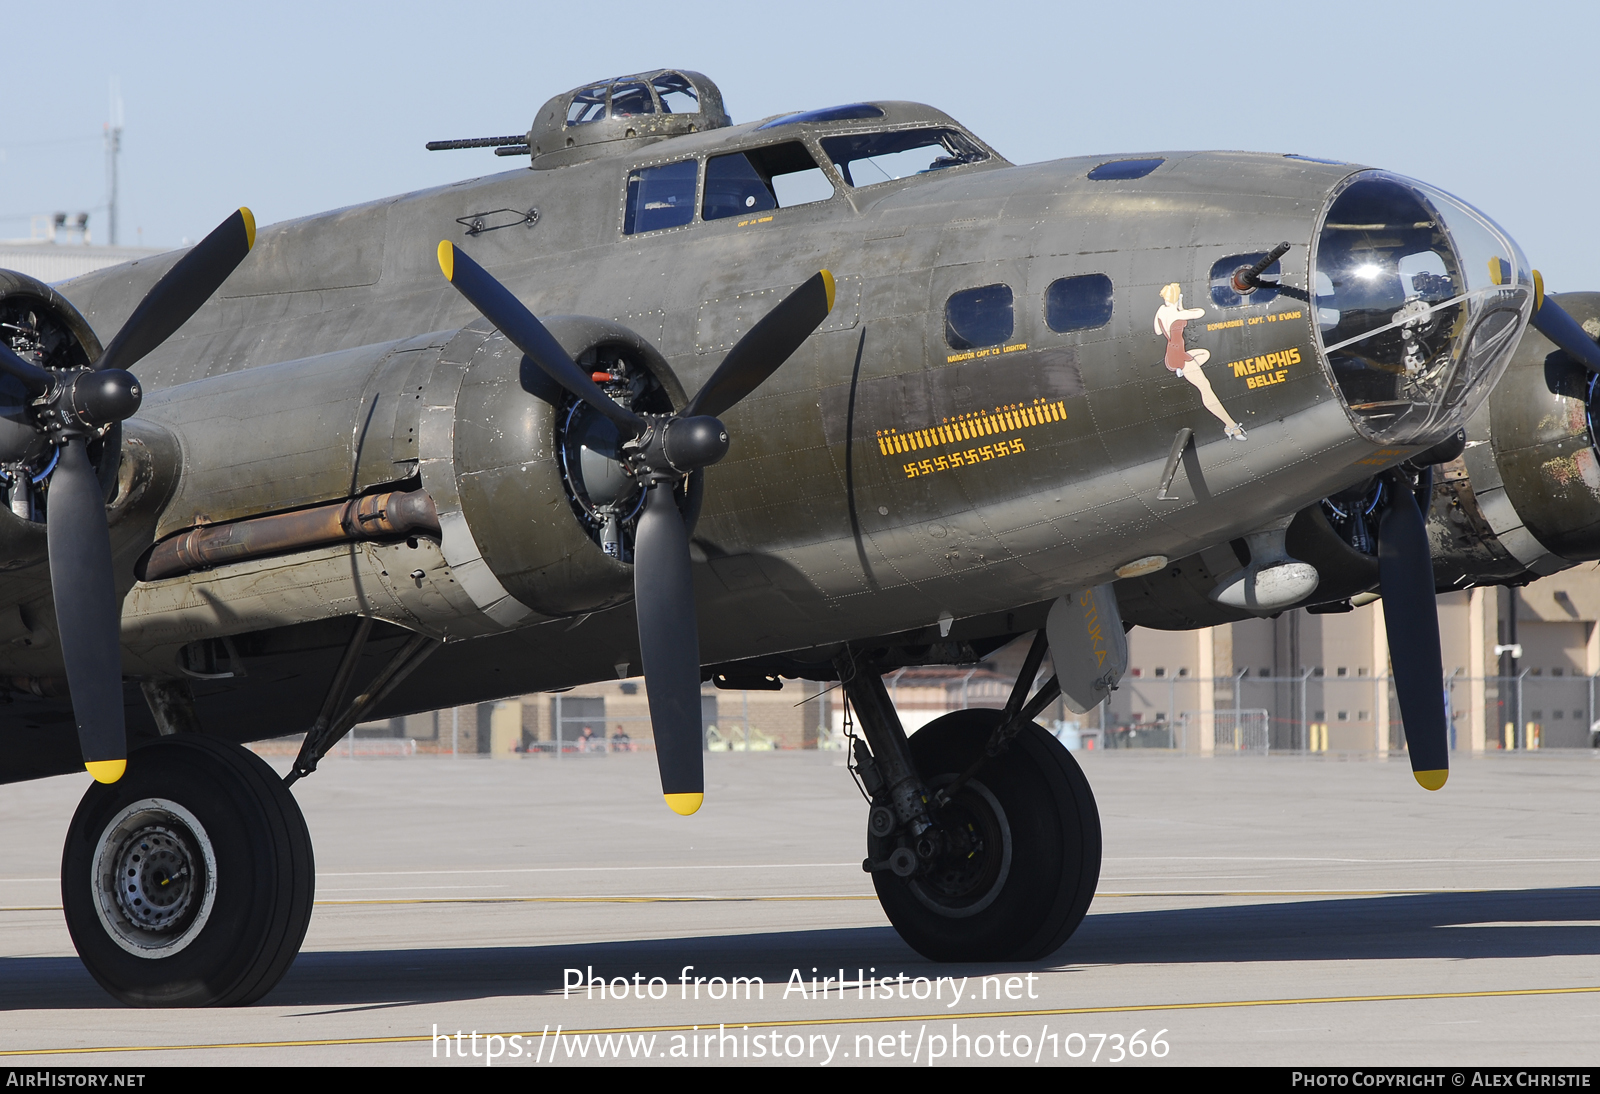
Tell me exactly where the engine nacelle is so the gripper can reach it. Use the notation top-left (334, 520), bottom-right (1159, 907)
top-left (447, 314), bottom-right (692, 619)
top-left (1423, 291), bottom-right (1600, 585)
top-left (0, 269), bottom-right (118, 568)
top-left (125, 314), bottom-right (695, 642)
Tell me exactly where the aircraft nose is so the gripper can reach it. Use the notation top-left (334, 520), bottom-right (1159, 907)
top-left (1312, 171), bottom-right (1534, 446)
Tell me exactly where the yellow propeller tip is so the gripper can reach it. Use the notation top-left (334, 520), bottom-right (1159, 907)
top-left (820, 269), bottom-right (836, 313)
top-left (1414, 769), bottom-right (1448, 791)
top-left (664, 792), bottom-right (703, 816)
top-left (437, 240), bottom-right (455, 281)
top-left (1533, 269), bottom-right (1545, 313)
top-left (86, 759), bottom-right (126, 784)
top-left (238, 208), bottom-right (256, 250)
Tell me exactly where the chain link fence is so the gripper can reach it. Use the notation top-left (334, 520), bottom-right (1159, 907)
top-left (1108, 674), bottom-right (1600, 752)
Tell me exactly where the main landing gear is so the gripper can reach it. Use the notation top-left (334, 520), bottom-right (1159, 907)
top-left (837, 631), bottom-right (1101, 961)
top-left (58, 623), bottom-right (438, 1007)
top-left (61, 734), bottom-right (315, 1006)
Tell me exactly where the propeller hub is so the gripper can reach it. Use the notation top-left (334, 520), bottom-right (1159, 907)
top-left (658, 414), bottom-right (729, 473)
top-left (63, 368), bottom-right (143, 431)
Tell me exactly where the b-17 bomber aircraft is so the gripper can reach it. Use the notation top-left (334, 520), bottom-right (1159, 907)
top-left (4, 69), bottom-right (1600, 1006)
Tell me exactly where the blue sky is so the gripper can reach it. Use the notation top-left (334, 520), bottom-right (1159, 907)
top-left (5, 0), bottom-right (1597, 288)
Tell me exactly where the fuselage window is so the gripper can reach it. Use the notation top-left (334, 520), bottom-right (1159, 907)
top-left (610, 82), bottom-right (655, 117)
top-left (1045, 274), bottom-right (1114, 332)
top-left (703, 142), bottom-right (833, 221)
top-left (652, 72), bottom-right (699, 114)
top-left (567, 85), bottom-right (609, 125)
top-left (1087, 158), bottom-right (1163, 181)
top-left (624, 160), bottom-right (697, 235)
top-left (821, 128), bottom-right (987, 187)
top-left (945, 284), bottom-right (1014, 350)
top-left (1209, 252), bottom-right (1281, 308)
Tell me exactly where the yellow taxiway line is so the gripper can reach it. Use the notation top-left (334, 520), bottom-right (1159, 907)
top-left (0, 887), bottom-right (1524, 912)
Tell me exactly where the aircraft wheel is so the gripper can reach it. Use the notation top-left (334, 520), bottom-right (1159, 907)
top-left (869, 709), bottom-right (1100, 962)
top-left (61, 734), bottom-right (315, 1006)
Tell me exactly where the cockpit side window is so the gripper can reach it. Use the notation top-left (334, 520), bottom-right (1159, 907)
top-left (821, 128), bottom-right (987, 187)
top-left (624, 160), bottom-right (697, 235)
top-left (610, 82), bottom-right (655, 117)
top-left (567, 85), bottom-right (609, 126)
top-left (652, 72), bottom-right (699, 114)
top-left (702, 142), bottom-right (833, 222)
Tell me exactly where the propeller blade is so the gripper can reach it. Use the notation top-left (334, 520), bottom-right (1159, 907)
top-left (0, 341), bottom-right (53, 396)
top-left (632, 478), bottom-right (704, 815)
top-left (1530, 292), bottom-right (1600, 374)
top-left (47, 439), bottom-right (126, 784)
top-left (437, 242), bottom-right (644, 436)
top-left (684, 270), bottom-right (835, 419)
top-left (97, 208), bottom-right (256, 375)
top-left (1377, 475), bottom-right (1448, 790)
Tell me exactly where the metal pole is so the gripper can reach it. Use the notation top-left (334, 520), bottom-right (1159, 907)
top-left (1445, 668), bottom-right (1459, 752)
top-left (555, 694), bottom-right (563, 761)
top-left (1516, 669), bottom-right (1527, 750)
top-left (819, 680), bottom-right (827, 745)
top-left (452, 706), bottom-right (458, 757)
top-left (1300, 668), bottom-right (1311, 752)
top-left (743, 688), bottom-right (750, 751)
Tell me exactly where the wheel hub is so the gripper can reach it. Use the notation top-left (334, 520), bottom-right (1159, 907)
top-left (905, 777), bottom-right (1012, 918)
top-left (111, 825), bottom-right (197, 931)
top-left (91, 798), bottom-right (218, 958)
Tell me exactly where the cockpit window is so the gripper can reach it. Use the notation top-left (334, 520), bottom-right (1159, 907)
top-left (610, 82), bottom-right (655, 117)
top-left (821, 128), bottom-right (987, 187)
top-left (624, 160), bottom-right (697, 235)
top-left (703, 142), bottom-right (834, 221)
top-left (652, 72), bottom-right (699, 114)
top-left (567, 85), bottom-right (609, 126)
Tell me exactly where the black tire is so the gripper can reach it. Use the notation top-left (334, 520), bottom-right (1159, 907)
top-left (61, 734), bottom-right (315, 1007)
top-left (869, 709), bottom-right (1100, 962)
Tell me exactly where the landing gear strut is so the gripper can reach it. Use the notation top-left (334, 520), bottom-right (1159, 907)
top-left (837, 636), bottom-right (1101, 962)
top-left (61, 734), bottom-right (315, 1006)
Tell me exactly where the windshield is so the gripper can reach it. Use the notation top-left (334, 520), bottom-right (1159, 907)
top-left (820, 128), bottom-right (987, 187)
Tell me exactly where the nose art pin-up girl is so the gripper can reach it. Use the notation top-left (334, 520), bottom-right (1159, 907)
top-left (1154, 283), bottom-right (1246, 440)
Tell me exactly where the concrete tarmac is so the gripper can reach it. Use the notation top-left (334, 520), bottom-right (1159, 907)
top-left (2, 745), bottom-right (1598, 1067)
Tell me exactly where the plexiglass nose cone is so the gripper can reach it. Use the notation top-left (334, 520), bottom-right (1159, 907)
top-left (1313, 171), bottom-right (1532, 446)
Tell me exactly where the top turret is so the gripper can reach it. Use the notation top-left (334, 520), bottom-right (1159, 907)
top-left (525, 70), bottom-right (730, 170)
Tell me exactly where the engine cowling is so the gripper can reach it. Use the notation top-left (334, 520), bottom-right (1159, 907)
top-left (448, 314), bottom-right (695, 618)
top-left (0, 270), bottom-right (115, 566)
top-left (1422, 290), bottom-right (1600, 584)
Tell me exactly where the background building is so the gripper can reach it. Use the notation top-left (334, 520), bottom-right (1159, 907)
top-left (269, 565), bottom-right (1600, 760)
top-left (1114, 563), bottom-right (1600, 753)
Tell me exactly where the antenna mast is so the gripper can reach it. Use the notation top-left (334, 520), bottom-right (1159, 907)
top-left (104, 78), bottom-right (122, 247)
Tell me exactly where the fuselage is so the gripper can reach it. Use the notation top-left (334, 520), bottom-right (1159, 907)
top-left (0, 99), bottom-right (1530, 776)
